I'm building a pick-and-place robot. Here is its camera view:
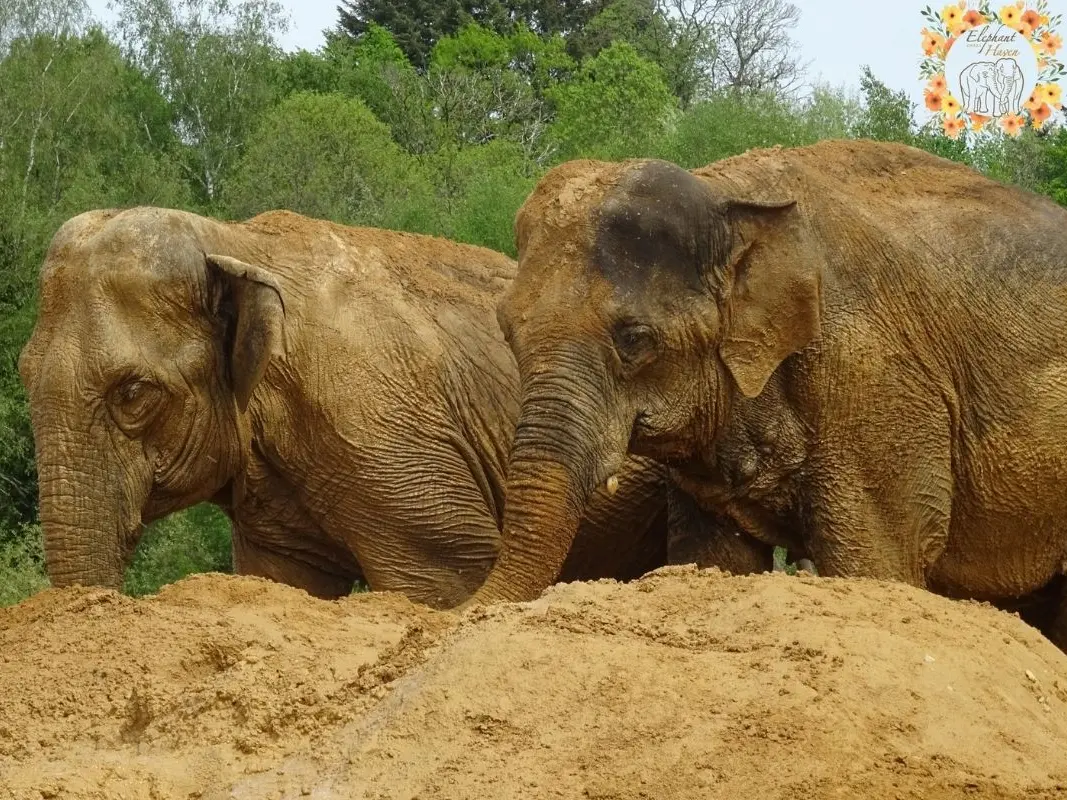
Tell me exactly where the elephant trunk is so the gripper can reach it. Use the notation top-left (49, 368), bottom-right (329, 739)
top-left (34, 412), bottom-right (147, 590)
top-left (467, 358), bottom-right (627, 605)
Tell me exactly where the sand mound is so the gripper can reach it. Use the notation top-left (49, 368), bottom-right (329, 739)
top-left (2, 568), bottom-right (1067, 799)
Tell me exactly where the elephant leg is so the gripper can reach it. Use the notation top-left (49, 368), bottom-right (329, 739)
top-left (560, 456), bottom-right (669, 583)
top-left (232, 528), bottom-right (358, 599)
top-left (341, 430), bottom-right (503, 610)
top-left (1004, 576), bottom-right (1067, 652)
top-left (665, 483), bottom-right (774, 575)
top-left (1050, 579), bottom-right (1067, 653)
top-left (805, 391), bottom-right (952, 586)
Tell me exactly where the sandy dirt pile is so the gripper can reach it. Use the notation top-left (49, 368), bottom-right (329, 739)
top-left (2, 567), bottom-right (1067, 800)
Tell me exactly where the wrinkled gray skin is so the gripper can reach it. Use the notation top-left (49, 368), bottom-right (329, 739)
top-left (462, 140), bottom-right (1067, 649)
top-left (19, 206), bottom-right (675, 608)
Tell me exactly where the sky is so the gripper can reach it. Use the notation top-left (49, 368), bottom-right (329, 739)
top-left (83, 0), bottom-right (933, 116)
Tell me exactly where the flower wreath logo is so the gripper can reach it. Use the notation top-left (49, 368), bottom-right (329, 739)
top-left (920, 1), bottom-right (1064, 138)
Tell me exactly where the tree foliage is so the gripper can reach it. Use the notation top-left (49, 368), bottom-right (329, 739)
top-left (111, 0), bottom-right (289, 203)
top-left (548, 41), bottom-right (676, 159)
top-left (224, 91), bottom-right (435, 230)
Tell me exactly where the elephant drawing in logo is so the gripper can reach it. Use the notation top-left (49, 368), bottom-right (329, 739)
top-left (959, 58), bottom-right (1025, 116)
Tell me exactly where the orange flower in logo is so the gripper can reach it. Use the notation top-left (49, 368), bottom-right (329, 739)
top-left (1024, 90), bottom-right (1045, 112)
top-left (942, 36), bottom-right (957, 56)
top-left (1015, 20), bottom-right (1034, 38)
top-left (969, 112), bottom-right (992, 131)
top-left (1000, 113), bottom-right (1026, 136)
top-left (1021, 9), bottom-right (1042, 31)
top-left (925, 89), bottom-right (945, 112)
top-left (927, 74), bottom-right (948, 93)
top-left (1032, 103), bottom-right (1053, 126)
top-left (943, 115), bottom-right (967, 139)
top-left (1041, 32), bottom-right (1063, 55)
top-left (963, 9), bottom-right (987, 26)
top-left (922, 28), bottom-right (946, 56)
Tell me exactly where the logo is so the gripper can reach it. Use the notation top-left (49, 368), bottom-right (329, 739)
top-left (919, 2), bottom-right (1065, 137)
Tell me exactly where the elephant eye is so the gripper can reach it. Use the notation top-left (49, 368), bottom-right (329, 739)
top-left (119, 381), bottom-right (146, 404)
top-left (612, 322), bottom-right (658, 368)
top-left (108, 379), bottom-right (163, 437)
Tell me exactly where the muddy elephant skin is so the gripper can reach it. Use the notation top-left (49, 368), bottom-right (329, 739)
top-left (462, 139), bottom-right (1067, 649)
top-left (18, 207), bottom-right (670, 608)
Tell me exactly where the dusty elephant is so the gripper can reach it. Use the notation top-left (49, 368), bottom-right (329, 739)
top-left (18, 206), bottom-right (674, 609)
top-left (461, 139), bottom-right (1067, 649)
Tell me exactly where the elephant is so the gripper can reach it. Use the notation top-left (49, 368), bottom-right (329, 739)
top-left (959, 58), bottom-right (1024, 117)
top-left (18, 206), bottom-right (676, 609)
top-left (459, 139), bottom-right (1067, 650)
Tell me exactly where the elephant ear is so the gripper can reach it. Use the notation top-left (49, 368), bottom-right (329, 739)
top-left (206, 254), bottom-right (287, 413)
top-left (717, 198), bottom-right (822, 398)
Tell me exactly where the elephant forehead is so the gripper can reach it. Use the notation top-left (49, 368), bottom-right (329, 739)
top-left (516, 160), bottom-right (629, 249)
top-left (594, 160), bottom-right (731, 296)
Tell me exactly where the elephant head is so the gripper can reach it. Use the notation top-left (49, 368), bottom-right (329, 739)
top-left (466, 158), bottom-right (822, 604)
top-left (18, 207), bottom-right (286, 588)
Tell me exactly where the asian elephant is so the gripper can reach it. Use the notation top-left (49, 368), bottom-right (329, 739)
top-left (460, 139), bottom-right (1067, 649)
top-left (960, 58), bottom-right (1024, 117)
top-left (18, 206), bottom-right (675, 609)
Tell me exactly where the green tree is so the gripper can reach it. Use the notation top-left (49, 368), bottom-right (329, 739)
top-left (223, 91), bottom-right (435, 231)
top-left (111, 0), bottom-right (289, 205)
top-left (337, 0), bottom-right (469, 71)
top-left (336, 0), bottom-right (603, 71)
top-left (547, 41), bottom-right (676, 160)
top-left (0, 0), bottom-right (88, 56)
top-left (569, 0), bottom-right (687, 99)
top-left (0, 28), bottom-right (188, 540)
top-left (441, 140), bottom-right (538, 254)
top-left (426, 24), bottom-right (572, 161)
top-left (852, 66), bottom-right (915, 144)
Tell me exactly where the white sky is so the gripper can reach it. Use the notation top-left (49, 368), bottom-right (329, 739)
top-left (85, 0), bottom-right (929, 116)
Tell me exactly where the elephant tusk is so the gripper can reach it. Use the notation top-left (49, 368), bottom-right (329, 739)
top-left (605, 474), bottom-right (620, 496)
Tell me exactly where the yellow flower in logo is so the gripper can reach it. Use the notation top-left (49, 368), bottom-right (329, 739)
top-left (969, 112), bottom-right (992, 131)
top-left (942, 93), bottom-right (961, 116)
top-left (941, 4), bottom-right (965, 28)
top-left (1040, 83), bottom-right (1063, 108)
top-left (999, 5), bottom-right (1021, 26)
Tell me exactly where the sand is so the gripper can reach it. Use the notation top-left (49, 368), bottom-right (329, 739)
top-left (3, 566), bottom-right (1067, 799)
